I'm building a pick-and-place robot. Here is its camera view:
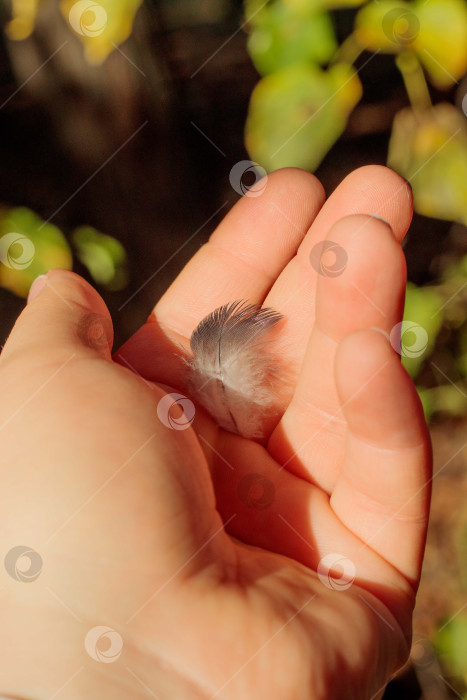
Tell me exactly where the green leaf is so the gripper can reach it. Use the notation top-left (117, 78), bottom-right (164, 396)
top-left (246, 2), bottom-right (337, 75)
top-left (401, 282), bottom-right (444, 378)
top-left (429, 384), bottom-right (467, 417)
top-left (245, 62), bottom-right (362, 171)
top-left (0, 207), bottom-right (72, 298)
top-left (388, 103), bottom-right (467, 225)
top-left (355, 0), bottom-right (467, 87)
top-left (72, 225), bottom-right (128, 290)
top-left (8, 0), bottom-right (144, 65)
top-left (414, 0), bottom-right (467, 88)
top-left (355, 1), bottom-right (419, 53)
top-left (6, 0), bottom-right (42, 40)
top-left (415, 386), bottom-right (433, 421)
top-left (434, 615), bottom-right (467, 684)
top-left (59, 0), bottom-right (143, 64)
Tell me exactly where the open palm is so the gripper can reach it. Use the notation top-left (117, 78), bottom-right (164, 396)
top-left (0, 166), bottom-right (431, 700)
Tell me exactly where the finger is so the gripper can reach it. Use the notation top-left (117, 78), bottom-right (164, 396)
top-left (331, 329), bottom-right (431, 585)
top-left (268, 214), bottom-right (407, 491)
top-left (263, 166), bottom-right (412, 387)
top-left (0, 269), bottom-right (113, 366)
top-left (114, 168), bottom-right (325, 381)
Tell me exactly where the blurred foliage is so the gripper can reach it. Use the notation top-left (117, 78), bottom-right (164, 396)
top-left (7, 0), bottom-right (143, 63)
top-left (0, 208), bottom-right (127, 297)
top-left (389, 102), bottom-right (467, 226)
top-left (355, 0), bottom-right (467, 87)
top-left (246, 3), bottom-right (338, 74)
top-left (72, 226), bottom-right (129, 290)
top-left (434, 614), bottom-right (467, 697)
top-left (0, 208), bottom-right (72, 297)
top-left (5, 0), bottom-right (40, 40)
top-left (401, 283), bottom-right (444, 380)
top-left (245, 62), bottom-right (362, 170)
top-left (244, 0), bottom-right (467, 213)
top-left (403, 256), bottom-right (467, 420)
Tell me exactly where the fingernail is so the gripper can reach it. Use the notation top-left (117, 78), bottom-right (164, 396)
top-left (369, 326), bottom-right (391, 342)
top-left (27, 274), bottom-right (48, 303)
top-left (369, 214), bottom-right (391, 226)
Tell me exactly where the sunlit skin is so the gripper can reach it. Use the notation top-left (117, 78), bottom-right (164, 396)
top-left (0, 166), bottom-right (431, 699)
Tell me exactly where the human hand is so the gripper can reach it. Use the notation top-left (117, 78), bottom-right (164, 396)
top-left (0, 166), bottom-right (431, 700)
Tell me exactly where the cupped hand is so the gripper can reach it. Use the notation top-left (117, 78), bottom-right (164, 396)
top-left (0, 166), bottom-right (431, 700)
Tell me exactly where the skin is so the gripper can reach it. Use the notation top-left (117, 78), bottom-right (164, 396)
top-left (0, 166), bottom-right (431, 699)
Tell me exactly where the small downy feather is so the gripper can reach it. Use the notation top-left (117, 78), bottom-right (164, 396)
top-left (187, 300), bottom-right (284, 439)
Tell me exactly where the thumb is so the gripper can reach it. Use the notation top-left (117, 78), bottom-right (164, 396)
top-left (1, 269), bottom-right (113, 365)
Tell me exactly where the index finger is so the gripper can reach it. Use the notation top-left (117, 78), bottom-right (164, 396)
top-left (114, 168), bottom-right (325, 379)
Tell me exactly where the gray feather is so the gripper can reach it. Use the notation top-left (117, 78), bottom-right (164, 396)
top-left (187, 300), bottom-right (283, 438)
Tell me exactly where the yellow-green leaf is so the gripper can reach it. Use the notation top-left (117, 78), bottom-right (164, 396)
top-left (6, 0), bottom-right (41, 40)
top-left (0, 208), bottom-right (72, 298)
top-left (413, 0), bottom-right (467, 88)
top-left (400, 282), bottom-right (444, 377)
top-left (355, 1), bottom-right (420, 53)
top-left (425, 384), bottom-right (467, 418)
top-left (355, 0), bottom-right (467, 88)
top-left (246, 2), bottom-right (337, 75)
top-left (388, 103), bottom-right (467, 225)
top-left (245, 62), bottom-right (362, 171)
top-left (59, 0), bottom-right (143, 64)
top-left (434, 615), bottom-right (467, 684)
top-left (72, 225), bottom-right (128, 290)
